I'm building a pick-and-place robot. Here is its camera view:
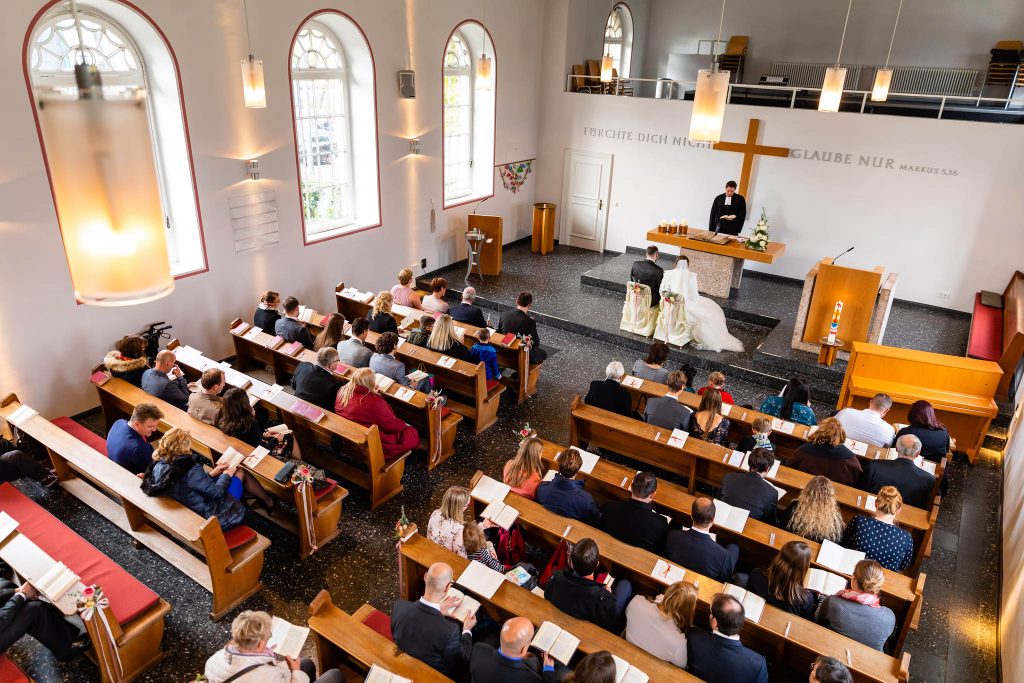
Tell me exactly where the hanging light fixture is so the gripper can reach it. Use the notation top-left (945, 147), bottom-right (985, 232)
top-left (35, 0), bottom-right (173, 306)
top-left (689, 0), bottom-right (730, 142)
top-left (819, 0), bottom-right (854, 112)
top-left (476, 30), bottom-right (493, 90)
top-left (600, 51), bottom-right (614, 83)
top-left (239, 0), bottom-right (266, 108)
top-left (871, 0), bottom-right (903, 102)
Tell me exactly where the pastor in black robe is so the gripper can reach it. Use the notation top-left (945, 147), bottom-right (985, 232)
top-left (709, 192), bottom-right (747, 235)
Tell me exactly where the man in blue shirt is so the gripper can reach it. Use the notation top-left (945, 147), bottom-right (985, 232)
top-left (535, 449), bottom-right (601, 526)
top-left (469, 616), bottom-right (558, 682)
top-left (107, 403), bottom-right (163, 474)
top-left (470, 328), bottom-right (501, 381)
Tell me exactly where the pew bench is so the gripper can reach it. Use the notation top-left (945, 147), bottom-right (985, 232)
top-left (398, 533), bottom-right (698, 681)
top-left (88, 375), bottom-right (347, 557)
top-left (466, 473), bottom-right (911, 682)
top-left (967, 271), bottom-right (1024, 400)
top-left (568, 396), bottom-right (936, 576)
top-left (3, 393), bottom-right (268, 621)
top-left (0, 656), bottom-right (31, 682)
top-left (308, 591), bottom-right (453, 682)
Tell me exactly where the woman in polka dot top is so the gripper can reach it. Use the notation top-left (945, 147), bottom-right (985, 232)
top-left (841, 486), bottom-right (914, 572)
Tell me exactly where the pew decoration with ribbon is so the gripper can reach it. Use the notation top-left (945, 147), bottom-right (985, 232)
top-left (394, 506), bottom-right (411, 541)
top-left (654, 291), bottom-right (692, 347)
top-left (424, 390), bottom-right (446, 468)
top-left (620, 281), bottom-right (658, 336)
top-left (77, 585), bottom-right (125, 682)
top-left (517, 422), bottom-right (536, 440)
top-left (290, 463), bottom-right (319, 553)
top-left (499, 159), bottom-right (533, 194)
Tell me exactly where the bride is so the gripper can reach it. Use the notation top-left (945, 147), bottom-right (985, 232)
top-left (660, 255), bottom-right (744, 352)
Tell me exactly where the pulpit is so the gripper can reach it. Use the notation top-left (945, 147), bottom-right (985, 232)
top-left (791, 258), bottom-right (899, 358)
top-left (467, 214), bottom-right (502, 276)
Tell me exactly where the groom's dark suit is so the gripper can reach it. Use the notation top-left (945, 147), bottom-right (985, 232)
top-left (630, 258), bottom-right (664, 307)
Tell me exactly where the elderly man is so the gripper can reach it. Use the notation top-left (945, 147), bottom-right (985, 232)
top-left (187, 368), bottom-right (224, 425)
top-left (392, 562), bottom-right (476, 679)
top-left (141, 349), bottom-right (191, 411)
top-left (860, 434), bottom-right (935, 509)
top-left (449, 286), bottom-right (487, 328)
top-left (470, 617), bottom-right (558, 682)
top-left (584, 361), bottom-right (633, 417)
top-left (687, 593), bottom-right (768, 683)
top-left (291, 347), bottom-right (342, 411)
top-left (834, 393), bottom-right (896, 447)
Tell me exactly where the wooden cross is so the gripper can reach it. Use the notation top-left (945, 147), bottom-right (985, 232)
top-left (713, 118), bottom-right (790, 198)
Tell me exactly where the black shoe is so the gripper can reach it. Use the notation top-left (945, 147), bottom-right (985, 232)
top-left (58, 635), bottom-right (91, 662)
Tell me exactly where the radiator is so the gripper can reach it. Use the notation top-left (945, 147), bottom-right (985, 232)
top-left (768, 61), bottom-right (862, 89)
top-left (886, 66), bottom-right (978, 96)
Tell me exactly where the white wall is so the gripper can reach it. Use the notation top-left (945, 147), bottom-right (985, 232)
top-left (0, 0), bottom-right (542, 416)
top-left (1002, 391), bottom-right (1024, 682)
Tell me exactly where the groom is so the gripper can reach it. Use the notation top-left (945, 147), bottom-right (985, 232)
top-left (631, 246), bottom-right (665, 307)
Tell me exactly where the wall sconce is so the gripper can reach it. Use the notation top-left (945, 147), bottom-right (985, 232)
top-left (246, 158), bottom-right (260, 180)
top-left (409, 138), bottom-right (421, 155)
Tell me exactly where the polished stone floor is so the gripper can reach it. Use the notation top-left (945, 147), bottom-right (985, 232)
top-left (7, 246), bottom-right (996, 682)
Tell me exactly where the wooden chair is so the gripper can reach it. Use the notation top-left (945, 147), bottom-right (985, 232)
top-left (586, 59), bottom-right (610, 94)
top-left (966, 271), bottom-right (1024, 400)
top-left (570, 64), bottom-right (594, 93)
top-left (718, 35), bottom-right (749, 83)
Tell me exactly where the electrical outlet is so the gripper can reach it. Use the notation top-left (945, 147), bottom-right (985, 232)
top-left (420, 258), bottom-right (427, 269)
top-left (937, 291), bottom-right (951, 300)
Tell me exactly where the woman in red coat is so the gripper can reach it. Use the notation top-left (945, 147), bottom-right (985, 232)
top-left (334, 368), bottom-right (419, 459)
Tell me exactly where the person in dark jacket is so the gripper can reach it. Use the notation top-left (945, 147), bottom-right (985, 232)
top-left (102, 334), bottom-right (149, 387)
top-left (425, 314), bottom-right (472, 362)
top-left (787, 417), bottom-right (863, 487)
top-left (497, 292), bottom-right (547, 363)
top-left (534, 449), bottom-right (601, 525)
top-left (860, 434), bottom-right (935, 509)
top-left (895, 400), bottom-right (950, 461)
top-left (686, 593), bottom-right (768, 683)
top-left (630, 245), bottom-right (665, 307)
top-left (0, 437), bottom-right (56, 487)
top-left (367, 291), bottom-right (399, 334)
top-left (545, 538), bottom-right (632, 633)
top-left (291, 347), bottom-right (343, 411)
top-left (216, 388), bottom-right (274, 449)
top-left (449, 286), bottom-right (488, 328)
top-left (0, 578), bottom-right (88, 659)
top-left (470, 328), bottom-right (501, 381)
top-left (141, 349), bottom-right (191, 411)
top-left (253, 290), bottom-right (282, 335)
top-left (721, 447), bottom-right (780, 525)
top-left (584, 361), bottom-right (633, 417)
top-left (470, 617), bottom-right (558, 682)
top-left (601, 472), bottom-right (669, 553)
top-left (335, 368), bottom-right (420, 460)
top-left (664, 498), bottom-right (739, 582)
top-left (745, 541), bottom-right (819, 620)
top-left (274, 296), bottom-right (315, 350)
top-left (392, 562), bottom-right (475, 679)
top-left (107, 402), bottom-right (163, 474)
top-left (405, 315), bottom-right (435, 348)
top-left (644, 370), bottom-right (693, 431)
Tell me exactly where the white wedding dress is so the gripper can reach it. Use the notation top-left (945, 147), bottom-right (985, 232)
top-left (660, 263), bottom-right (744, 353)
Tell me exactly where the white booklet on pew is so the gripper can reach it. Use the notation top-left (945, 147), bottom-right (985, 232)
top-left (667, 428), bottom-right (689, 449)
top-left (542, 469), bottom-right (557, 482)
top-left (480, 499), bottom-right (520, 530)
top-left (735, 452), bottom-right (782, 479)
top-left (35, 561), bottom-right (79, 603)
top-left (298, 306), bottom-right (315, 323)
top-left (267, 616), bottom-right (309, 660)
top-left (0, 512), bottom-right (18, 543)
top-left (394, 387), bottom-right (416, 402)
top-left (217, 447), bottom-right (246, 469)
top-left (223, 367), bottom-right (253, 391)
top-left (770, 418), bottom-right (797, 434)
top-left (437, 355), bottom-right (457, 369)
top-left (172, 345), bottom-right (204, 366)
top-left (245, 446), bottom-right (270, 469)
top-left (914, 456), bottom-right (938, 475)
top-left (713, 499), bottom-right (749, 533)
top-left (365, 664), bottom-right (412, 683)
top-left (471, 475), bottom-right (510, 504)
top-left (243, 327), bottom-right (263, 341)
top-left (845, 438), bottom-right (869, 456)
top-left (721, 402), bottom-right (732, 416)
top-left (721, 583), bottom-right (766, 623)
top-left (399, 315), bottom-right (417, 330)
top-left (621, 375), bottom-right (643, 389)
top-left (406, 370), bottom-right (429, 383)
top-left (726, 450), bottom-right (747, 468)
top-left (453, 326), bottom-right (466, 342)
top-left (374, 374), bottom-right (395, 391)
top-left (530, 621), bottom-right (580, 665)
top-left (456, 561), bottom-right (506, 600)
top-left (804, 567), bottom-right (849, 595)
top-left (651, 559), bottom-right (686, 586)
top-left (611, 654), bottom-right (650, 683)
top-left (817, 539), bottom-right (866, 575)
top-left (6, 404), bottom-right (38, 428)
top-left (444, 587), bottom-right (481, 622)
top-left (567, 447), bottom-right (600, 474)
top-left (261, 384), bottom-right (284, 402)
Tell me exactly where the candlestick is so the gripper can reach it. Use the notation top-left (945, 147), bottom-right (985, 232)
top-left (827, 300), bottom-right (843, 344)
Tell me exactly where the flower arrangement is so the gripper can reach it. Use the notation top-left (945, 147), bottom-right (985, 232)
top-left (394, 505), bottom-right (411, 540)
top-left (661, 292), bottom-right (682, 305)
top-left (291, 463), bottom-right (314, 486)
top-left (627, 281), bottom-right (645, 294)
top-left (424, 389), bottom-right (446, 409)
top-left (747, 207), bottom-right (770, 252)
top-left (76, 585), bottom-right (107, 620)
top-left (517, 423), bottom-right (536, 440)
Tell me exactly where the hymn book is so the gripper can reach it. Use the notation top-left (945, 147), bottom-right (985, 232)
top-left (267, 616), bottom-right (310, 660)
top-left (770, 418), bottom-right (797, 434)
top-left (394, 387), bottom-right (416, 402)
top-left (246, 446), bottom-right (270, 469)
top-left (713, 499), bottom-right (749, 532)
top-left (35, 562), bottom-right (79, 603)
top-left (291, 400), bottom-right (325, 424)
top-left (217, 447), bottom-right (246, 470)
top-left (480, 499), bottom-right (520, 530)
top-left (0, 512), bottom-right (18, 544)
top-left (365, 664), bottom-right (412, 683)
top-left (243, 327), bottom-right (263, 342)
top-left (6, 405), bottom-right (38, 428)
top-left (611, 654), bottom-right (650, 683)
top-left (471, 475), bottom-right (511, 504)
top-left (437, 355), bottom-right (457, 369)
top-left (231, 321), bottom-right (250, 335)
top-left (817, 540), bottom-right (866, 575)
top-left (374, 374), bottom-right (395, 391)
top-left (651, 559), bottom-right (686, 586)
top-left (444, 587), bottom-right (481, 622)
top-left (282, 341), bottom-right (304, 356)
top-left (223, 367), bottom-right (253, 391)
top-left (297, 306), bottom-right (314, 323)
top-left (845, 439), bottom-right (869, 455)
top-left (500, 333), bottom-right (516, 345)
top-left (804, 567), bottom-right (849, 594)
top-left (667, 428), bottom-right (689, 449)
top-left (721, 583), bottom-right (767, 623)
top-left (455, 561), bottom-right (505, 599)
top-left (621, 375), bottom-right (643, 389)
top-left (265, 336), bottom-right (285, 350)
top-left (530, 621), bottom-right (580, 665)
top-left (407, 370), bottom-right (429, 383)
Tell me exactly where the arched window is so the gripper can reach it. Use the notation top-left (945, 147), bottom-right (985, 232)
top-left (442, 22), bottom-right (495, 209)
top-left (27, 1), bottom-right (207, 277)
top-left (603, 3), bottom-right (634, 78)
top-left (289, 12), bottom-right (380, 244)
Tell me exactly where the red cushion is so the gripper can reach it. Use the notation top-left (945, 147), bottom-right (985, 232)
top-left (0, 483), bottom-right (158, 624)
top-left (52, 416), bottom-right (108, 457)
top-left (486, 379), bottom-right (501, 393)
top-left (967, 292), bottom-right (1004, 361)
top-left (0, 655), bottom-right (29, 683)
top-left (441, 407), bottom-right (453, 420)
top-left (223, 525), bottom-right (258, 549)
top-left (360, 608), bottom-right (393, 642)
top-left (314, 479), bottom-right (339, 500)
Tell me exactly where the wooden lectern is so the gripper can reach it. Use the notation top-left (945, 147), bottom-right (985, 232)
top-left (467, 214), bottom-right (502, 276)
top-left (792, 258), bottom-right (899, 357)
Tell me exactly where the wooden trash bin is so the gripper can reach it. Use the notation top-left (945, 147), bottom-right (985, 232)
top-left (532, 203), bottom-right (556, 254)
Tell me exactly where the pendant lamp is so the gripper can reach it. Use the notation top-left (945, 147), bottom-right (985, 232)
top-left (689, 0), bottom-right (730, 142)
top-left (871, 0), bottom-right (904, 102)
top-left (600, 53), bottom-right (614, 83)
top-left (240, 0), bottom-right (266, 108)
top-left (36, 0), bottom-right (173, 306)
top-left (819, 0), bottom-right (854, 112)
top-left (477, 29), bottom-right (493, 90)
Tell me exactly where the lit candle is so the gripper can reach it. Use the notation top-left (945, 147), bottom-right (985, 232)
top-left (827, 300), bottom-right (844, 344)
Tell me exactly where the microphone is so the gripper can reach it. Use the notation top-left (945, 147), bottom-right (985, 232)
top-left (832, 246), bottom-right (854, 264)
top-left (472, 197), bottom-right (490, 214)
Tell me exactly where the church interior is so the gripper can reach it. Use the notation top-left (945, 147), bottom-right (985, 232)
top-left (1, 0), bottom-right (1022, 681)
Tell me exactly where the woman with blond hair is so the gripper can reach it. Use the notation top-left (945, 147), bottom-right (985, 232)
top-left (746, 541), bottom-right (818, 619)
top-left (366, 291), bottom-right (398, 334)
top-left (426, 313), bottom-right (471, 362)
top-left (690, 387), bottom-right (731, 445)
top-left (784, 475), bottom-right (845, 544)
top-left (334, 368), bottom-right (419, 460)
top-left (502, 437), bottom-right (545, 499)
top-left (788, 417), bottom-right (862, 486)
top-left (421, 277), bottom-right (450, 314)
top-left (816, 559), bottom-right (896, 651)
top-left (427, 485), bottom-right (472, 557)
top-left (623, 580), bottom-right (697, 668)
top-left (841, 486), bottom-right (915, 572)
top-left (313, 313), bottom-right (346, 351)
top-left (390, 267), bottom-right (422, 309)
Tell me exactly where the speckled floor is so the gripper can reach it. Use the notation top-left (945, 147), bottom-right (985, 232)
top-left (6, 246), bottom-right (995, 682)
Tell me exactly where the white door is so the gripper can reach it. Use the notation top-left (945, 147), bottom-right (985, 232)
top-left (560, 149), bottom-right (612, 252)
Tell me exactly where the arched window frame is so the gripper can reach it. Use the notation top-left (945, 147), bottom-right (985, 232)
top-left (24, 0), bottom-right (208, 280)
top-left (603, 3), bottom-right (634, 78)
top-left (443, 31), bottom-right (474, 203)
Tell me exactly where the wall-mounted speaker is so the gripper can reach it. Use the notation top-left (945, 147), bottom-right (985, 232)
top-left (398, 70), bottom-right (416, 98)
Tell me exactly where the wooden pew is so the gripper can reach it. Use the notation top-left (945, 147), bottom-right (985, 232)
top-left (467, 473), bottom-right (911, 682)
top-left (397, 533), bottom-right (698, 681)
top-left (838, 342), bottom-right (1002, 463)
top-left (568, 396), bottom-right (937, 576)
top-left (531, 444), bottom-right (923, 650)
top-left (89, 374), bottom-right (348, 557)
top-left (0, 394), bottom-right (266, 621)
top-left (966, 271), bottom-right (1024, 400)
top-left (226, 323), bottom-right (462, 469)
top-left (333, 285), bottom-right (542, 403)
top-left (308, 591), bottom-right (453, 682)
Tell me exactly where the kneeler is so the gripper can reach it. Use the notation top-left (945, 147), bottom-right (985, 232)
top-left (654, 295), bottom-right (691, 347)
top-left (620, 282), bottom-right (658, 337)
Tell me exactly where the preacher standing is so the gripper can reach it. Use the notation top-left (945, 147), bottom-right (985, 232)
top-left (708, 180), bottom-right (747, 235)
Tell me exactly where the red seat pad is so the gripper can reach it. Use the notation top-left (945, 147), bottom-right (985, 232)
top-left (0, 483), bottom-right (158, 624)
top-left (967, 293), bottom-right (1003, 361)
top-left (0, 655), bottom-right (29, 682)
top-left (52, 416), bottom-right (108, 457)
top-left (360, 608), bottom-right (393, 642)
top-left (223, 525), bottom-right (258, 549)
top-left (314, 479), bottom-right (339, 500)
top-left (441, 407), bottom-right (453, 420)
top-left (486, 379), bottom-right (501, 393)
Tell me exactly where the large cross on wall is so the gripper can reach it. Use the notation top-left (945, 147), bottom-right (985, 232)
top-left (713, 118), bottom-right (790, 198)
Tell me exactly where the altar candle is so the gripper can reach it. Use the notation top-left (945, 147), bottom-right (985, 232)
top-left (827, 300), bottom-right (843, 344)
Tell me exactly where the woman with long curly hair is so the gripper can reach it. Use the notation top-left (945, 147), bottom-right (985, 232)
top-left (784, 475), bottom-right (845, 544)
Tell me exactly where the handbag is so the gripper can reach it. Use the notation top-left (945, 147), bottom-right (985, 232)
top-left (220, 661), bottom-right (274, 682)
